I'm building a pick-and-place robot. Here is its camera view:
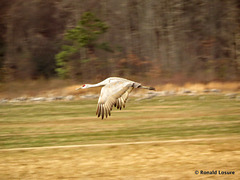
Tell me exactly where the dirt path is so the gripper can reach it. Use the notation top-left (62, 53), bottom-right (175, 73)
top-left (1, 136), bottom-right (239, 152)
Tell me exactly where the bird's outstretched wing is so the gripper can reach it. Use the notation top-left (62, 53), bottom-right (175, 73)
top-left (96, 81), bottom-right (133, 119)
top-left (115, 86), bottom-right (133, 110)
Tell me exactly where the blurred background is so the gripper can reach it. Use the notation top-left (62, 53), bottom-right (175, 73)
top-left (1, 1), bottom-right (240, 179)
top-left (0, 0), bottom-right (240, 85)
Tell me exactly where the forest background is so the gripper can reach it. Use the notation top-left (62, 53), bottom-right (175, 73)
top-left (0, 0), bottom-right (240, 86)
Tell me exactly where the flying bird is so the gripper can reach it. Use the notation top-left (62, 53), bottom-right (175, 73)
top-left (76, 77), bottom-right (155, 119)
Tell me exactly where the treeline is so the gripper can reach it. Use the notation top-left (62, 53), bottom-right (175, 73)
top-left (0, 0), bottom-right (240, 83)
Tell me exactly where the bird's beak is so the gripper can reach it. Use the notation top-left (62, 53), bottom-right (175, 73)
top-left (75, 87), bottom-right (81, 90)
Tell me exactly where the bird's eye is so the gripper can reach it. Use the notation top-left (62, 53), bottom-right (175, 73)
top-left (82, 84), bottom-right (86, 87)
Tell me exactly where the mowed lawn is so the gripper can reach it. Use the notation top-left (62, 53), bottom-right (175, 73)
top-left (0, 95), bottom-right (240, 179)
top-left (0, 95), bottom-right (239, 149)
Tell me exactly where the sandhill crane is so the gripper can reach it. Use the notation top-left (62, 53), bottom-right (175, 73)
top-left (76, 77), bottom-right (155, 119)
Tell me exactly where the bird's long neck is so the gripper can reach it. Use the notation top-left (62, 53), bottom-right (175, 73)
top-left (87, 81), bottom-right (106, 88)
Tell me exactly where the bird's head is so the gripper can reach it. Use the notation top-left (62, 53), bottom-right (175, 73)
top-left (76, 84), bottom-right (90, 90)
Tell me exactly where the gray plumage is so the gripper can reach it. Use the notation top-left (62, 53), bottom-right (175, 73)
top-left (76, 77), bottom-right (155, 119)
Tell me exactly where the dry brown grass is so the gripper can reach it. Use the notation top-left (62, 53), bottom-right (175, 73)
top-left (0, 79), bottom-right (101, 98)
top-left (0, 79), bottom-right (74, 98)
top-left (157, 81), bottom-right (240, 92)
top-left (0, 138), bottom-right (239, 180)
top-left (1, 80), bottom-right (239, 99)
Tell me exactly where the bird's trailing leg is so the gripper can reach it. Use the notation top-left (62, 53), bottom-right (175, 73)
top-left (132, 83), bottom-right (155, 91)
top-left (139, 85), bottom-right (155, 91)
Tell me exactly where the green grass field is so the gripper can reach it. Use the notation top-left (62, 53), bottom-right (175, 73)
top-left (0, 94), bottom-right (240, 179)
top-left (1, 95), bottom-right (239, 149)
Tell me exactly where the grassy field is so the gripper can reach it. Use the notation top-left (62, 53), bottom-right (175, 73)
top-left (0, 95), bottom-right (240, 179)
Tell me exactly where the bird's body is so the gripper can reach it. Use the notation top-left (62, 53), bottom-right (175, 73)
top-left (76, 77), bottom-right (155, 119)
